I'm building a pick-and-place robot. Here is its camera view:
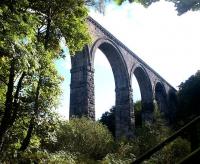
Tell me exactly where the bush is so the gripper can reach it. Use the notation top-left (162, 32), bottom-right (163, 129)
top-left (102, 153), bottom-right (133, 164)
top-left (101, 139), bottom-right (136, 164)
top-left (48, 117), bottom-right (114, 160)
top-left (7, 151), bottom-right (78, 164)
top-left (130, 116), bottom-right (171, 157)
top-left (148, 137), bottom-right (191, 163)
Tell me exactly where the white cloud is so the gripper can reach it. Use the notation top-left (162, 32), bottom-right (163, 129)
top-left (90, 1), bottom-right (200, 89)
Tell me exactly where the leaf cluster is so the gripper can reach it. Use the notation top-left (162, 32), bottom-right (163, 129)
top-left (168, 0), bottom-right (200, 15)
top-left (114, 0), bottom-right (159, 7)
top-left (113, 0), bottom-right (200, 15)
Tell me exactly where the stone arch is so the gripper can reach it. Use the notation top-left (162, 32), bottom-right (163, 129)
top-left (70, 38), bottom-right (134, 138)
top-left (90, 38), bottom-right (130, 90)
top-left (70, 17), bottom-right (178, 138)
top-left (90, 38), bottom-right (134, 137)
top-left (155, 82), bottom-right (168, 116)
top-left (131, 65), bottom-right (154, 123)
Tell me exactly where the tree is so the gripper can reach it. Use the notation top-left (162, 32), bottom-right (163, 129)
top-left (0, 0), bottom-right (40, 149)
top-left (28, 0), bottom-right (91, 53)
top-left (0, 0), bottom-right (104, 158)
top-left (177, 70), bottom-right (200, 122)
top-left (169, 0), bottom-right (200, 15)
top-left (99, 106), bottom-right (116, 137)
top-left (175, 71), bottom-right (200, 150)
top-left (18, 49), bottom-right (63, 151)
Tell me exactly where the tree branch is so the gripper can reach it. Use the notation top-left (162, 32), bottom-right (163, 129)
top-left (11, 72), bottom-right (26, 125)
top-left (0, 58), bottom-right (15, 148)
top-left (19, 117), bottom-right (34, 151)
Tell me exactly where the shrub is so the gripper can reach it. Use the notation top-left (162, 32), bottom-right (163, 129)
top-left (101, 139), bottom-right (136, 164)
top-left (50, 117), bottom-right (114, 160)
top-left (148, 137), bottom-right (191, 163)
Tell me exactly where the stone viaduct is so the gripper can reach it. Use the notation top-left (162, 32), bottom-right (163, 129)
top-left (70, 16), bottom-right (177, 138)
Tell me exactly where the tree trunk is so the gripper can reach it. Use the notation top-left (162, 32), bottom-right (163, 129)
top-left (19, 117), bottom-right (34, 151)
top-left (0, 59), bottom-right (15, 149)
top-left (19, 7), bottom-right (51, 152)
top-left (19, 6), bottom-right (51, 153)
top-left (44, 7), bottom-right (51, 49)
top-left (19, 77), bottom-right (41, 151)
top-left (10, 72), bottom-right (26, 125)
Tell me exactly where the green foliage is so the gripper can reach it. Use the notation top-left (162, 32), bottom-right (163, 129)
top-left (100, 102), bottom-right (173, 162)
top-left (0, 1), bottom-right (39, 59)
top-left (104, 140), bottom-right (136, 163)
top-left (134, 100), bottom-right (142, 126)
top-left (177, 71), bottom-right (200, 123)
top-left (47, 117), bottom-right (114, 160)
top-left (0, 0), bottom-right (99, 160)
top-left (28, 0), bottom-right (91, 54)
top-left (131, 117), bottom-right (171, 157)
top-left (148, 137), bottom-right (191, 163)
top-left (99, 106), bottom-right (115, 137)
top-left (102, 153), bottom-right (134, 164)
top-left (2, 150), bottom-right (78, 164)
top-left (113, 0), bottom-right (200, 15)
top-left (168, 0), bottom-right (200, 15)
top-left (175, 71), bottom-right (200, 150)
top-left (99, 101), bottom-right (143, 137)
top-left (114, 0), bottom-right (159, 7)
top-left (98, 100), bottom-right (193, 163)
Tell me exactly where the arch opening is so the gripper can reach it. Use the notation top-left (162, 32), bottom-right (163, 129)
top-left (91, 39), bottom-right (134, 137)
top-left (92, 41), bottom-right (129, 90)
top-left (94, 48), bottom-right (115, 120)
top-left (91, 40), bottom-right (131, 105)
top-left (131, 75), bottom-right (142, 126)
top-left (132, 66), bottom-right (154, 123)
top-left (155, 82), bottom-right (168, 116)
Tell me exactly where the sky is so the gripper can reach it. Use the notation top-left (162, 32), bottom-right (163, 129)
top-left (56, 0), bottom-right (200, 119)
